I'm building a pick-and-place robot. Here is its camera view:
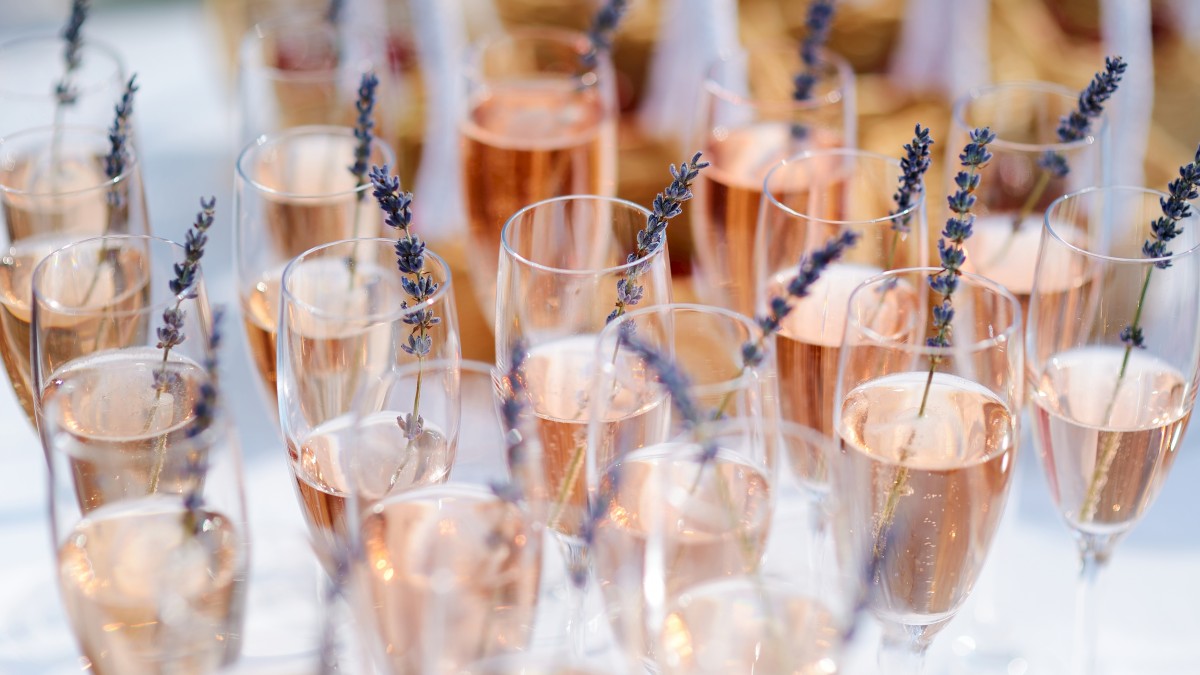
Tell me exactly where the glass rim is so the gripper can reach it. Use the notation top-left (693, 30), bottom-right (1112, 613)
top-left (952, 80), bottom-right (1105, 153)
top-left (0, 124), bottom-right (140, 198)
top-left (1045, 185), bottom-right (1200, 264)
top-left (499, 195), bottom-right (658, 277)
top-left (280, 237), bottom-right (454, 321)
top-left (599, 302), bottom-right (770, 393)
top-left (846, 267), bottom-right (1023, 355)
top-left (462, 25), bottom-right (606, 89)
top-left (235, 125), bottom-right (396, 200)
top-left (702, 45), bottom-right (854, 112)
top-left (762, 148), bottom-right (924, 226)
top-left (32, 234), bottom-right (201, 318)
top-left (240, 11), bottom-right (384, 82)
top-left (0, 35), bottom-right (125, 99)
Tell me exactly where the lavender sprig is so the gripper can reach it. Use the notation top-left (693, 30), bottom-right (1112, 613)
top-left (1039, 57), bottom-right (1127, 178)
top-left (153, 197), bottom-right (215, 392)
top-left (369, 165), bottom-right (439, 447)
top-left (791, 0), bottom-right (836, 139)
top-left (742, 231), bottom-right (859, 369)
top-left (56, 0), bottom-right (89, 106)
top-left (1117, 146), bottom-right (1200, 360)
top-left (1010, 57), bottom-right (1126, 235)
top-left (582, 0), bottom-right (628, 70)
top-left (147, 197), bottom-right (215, 494)
top-left (326, 0), bottom-right (345, 25)
top-left (181, 307), bottom-right (223, 537)
top-left (793, 0), bottom-right (836, 103)
top-left (494, 340), bottom-right (542, 505)
top-left (81, 76), bottom-right (139, 304)
top-left (891, 125), bottom-right (934, 236)
top-left (349, 72), bottom-right (377, 191)
top-left (607, 152), bottom-right (708, 324)
top-left (919, 128), bottom-right (994, 416)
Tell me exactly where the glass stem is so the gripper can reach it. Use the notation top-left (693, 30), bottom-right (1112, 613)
top-left (878, 623), bottom-right (934, 675)
top-left (1073, 537), bottom-right (1109, 675)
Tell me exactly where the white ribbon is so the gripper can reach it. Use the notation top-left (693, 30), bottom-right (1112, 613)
top-left (890, 0), bottom-right (990, 98)
top-left (1100, 0), bottom-right (1153, 188)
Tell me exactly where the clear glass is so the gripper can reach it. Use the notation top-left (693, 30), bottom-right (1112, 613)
top-left (461, 27), bottom-right (618, 327)
top-left (1029, 187), bottom-right (1200, 675)
top-left (950, 81), bottom-right (1107, 313)
top-left (691, 46), bottom-right (856, 314)
top-left (757, 149), bottom-right (928, 439)
top-left (348, 360), bottom-right (543, 674)
top-left (31, 235), bottom-right (208, 435)
top-left (0, 35), bottom-right (128, 137)
top-left (277, 237), bottom-right (461, 571)
top-left (494, 195), bottom-right (669, 541)
top-left (237, 11), bottom-right (423, 186)
top-left (235, 125), bottom-right (395, 409)
top-left (38, 234), bottom-right (244, 672)
top-left (647, 421), bottom-right (874, 674)
top-left (0, 125), bottom-right (149, 426)
top-left (834, 268), bottom-right (1023, 672)
top-left (589, 418), bottom-right (775, 671)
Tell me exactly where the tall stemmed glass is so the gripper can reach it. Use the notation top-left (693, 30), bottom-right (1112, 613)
top-left (237, 12), bottom-right (415, 178)
top-left (1028, 187), bottom-right (1200, 674)
top-left (462, 28), bottom-right (618, 325)
top-left (277, 237), bottom-right (460, 566)
top-left (950, 82), bottom-right (1106, 312)
top-left (494, 195), bottom-right (669, 542)
top-left (350, 360), bottom-right (543, 674)
top-left (834, 268), bottom-right (1022, 673)
top-left (0, 35), bottom-right (127, 136)
top-left (35, 234), bottom-right (246, 672)
top-left (757, 149), bottom-right (928, 439)
top-left (0, 125), bottom-right (148, 426)
top-left (235, 125), bottom-right (394, 406)
top-left (691, 46), bottom-right (856, 314)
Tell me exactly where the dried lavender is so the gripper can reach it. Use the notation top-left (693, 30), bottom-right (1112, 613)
top-left (791, 0), bottom-right (836, 138)
top-left (81, 76), bottom-right (138, 303)
top-left (349, 72), bottom-right (377, 191)
top-left (369, 165), bottom-right (439, 448)
top-left (326, 0), bottom-right (345, 25)
top-left (1117, 146), bottom-right (1200, 367)
top-left (154, 197), bottom-right (216, 393)
top-left (1081, 146), bottom-right (1200, 523)
top-left (148, 197), bottom-right (216, 493)
top-left (55, 0), bottom-right (89, 106)
top-left (494, 339), bottom-right (542, 505)
top-left (1013, 57), bottom-right (1126, 230)
top-left (741, 231), bottom-right (859, 371)
top-left (345, 72), bottom-right (378, 278)
top-left (891, 125), bottom-right (933, 236)
top-left (607, 152), bottom-right (708, 324)
top-left (582, 0), bottom-right (628, 70)
top-left (181, 307), bottom-right (223, 537)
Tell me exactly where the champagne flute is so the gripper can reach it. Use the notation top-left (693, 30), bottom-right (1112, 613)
top-left (0, 125), bottom-right (149, 426)
top-left (36, 235), bottom-right (247, 673)
top-left (235, 125), bottom-right (394, 407)
top-left (1028, 187), bottom-right (1200, 674)
top-left (0, 34), bottom-right (127, 136)
top-left (951, 81), bottom-right (1107, 314)
top-left (237, 11), bottom-right (416, 180)
top-left (461, 27), bottom-right (618, 326)
top-left (277, 237), bottom-right (461, 567)
top-left (834, 268), bottom-right (1022, 673)
top-left (590, 418), bottom-right (775, 671)
top-left (757, 149), bottom-right (928, 439)
top-left (32, 235), bottom-right (213, 491)
top-left (349, 360), bottom-right (542, 674)
top-left (494, 195), bottom-right (669, 541)
top-left (691, 45), bottom-right (856, 314)
top-left (655, 421), bottom-right (873, 675)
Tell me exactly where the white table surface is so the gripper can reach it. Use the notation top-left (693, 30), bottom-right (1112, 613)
top-left (0, 3), bottom-right (1198, 673)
